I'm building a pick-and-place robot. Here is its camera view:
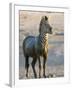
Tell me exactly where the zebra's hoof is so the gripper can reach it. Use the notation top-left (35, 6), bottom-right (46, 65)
top-left (26, 74), bottom-right (28, 78)
top-left (34, 75), bottom-right (37, 78)
top-left (43, 75), bottom-right (46, 78)
top-left (39, 75), bottom-right (41, 78)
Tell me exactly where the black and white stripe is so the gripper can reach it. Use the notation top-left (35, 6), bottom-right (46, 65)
top-left (38, 32), bottom-right (48, 50)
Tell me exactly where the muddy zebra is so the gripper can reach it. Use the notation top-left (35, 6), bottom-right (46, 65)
top-left (23, 16), bottom-right (52, 78)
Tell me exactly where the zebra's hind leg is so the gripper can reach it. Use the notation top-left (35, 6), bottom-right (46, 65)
top-left (25, 56), bottom-right (29, 78)
top-left (38, 57), bottom-right (41, 78)
top-left (31, 57), bottom-right (37, 78)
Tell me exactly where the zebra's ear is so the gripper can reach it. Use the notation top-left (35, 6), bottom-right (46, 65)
top-left (45, 16), bottom-right (48, 21)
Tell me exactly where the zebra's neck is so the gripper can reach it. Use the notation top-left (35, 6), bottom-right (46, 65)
top-left (39, 33), bottom-right (48, 48)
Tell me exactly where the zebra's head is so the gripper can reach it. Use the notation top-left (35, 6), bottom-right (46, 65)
top-left (39, 16), bottom-right (52, 34)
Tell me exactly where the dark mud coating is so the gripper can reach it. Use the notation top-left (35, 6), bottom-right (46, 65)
top-left (19, 11), bottom-right (64, 79)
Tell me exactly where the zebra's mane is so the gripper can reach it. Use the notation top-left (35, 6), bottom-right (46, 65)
top-left (39, 16), bottom-right (48, 33)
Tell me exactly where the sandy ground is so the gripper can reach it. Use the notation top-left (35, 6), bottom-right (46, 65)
top-left (19, 65), bottom-right (64, 79)
top-left (19, 11), bottom-right (64, 79)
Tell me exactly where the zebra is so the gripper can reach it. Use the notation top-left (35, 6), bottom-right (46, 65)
top-left (23, 16), bottom-right (52, 78)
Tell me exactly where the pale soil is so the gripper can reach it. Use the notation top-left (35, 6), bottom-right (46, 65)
top-left (19, 65), bottom-right (64, 79)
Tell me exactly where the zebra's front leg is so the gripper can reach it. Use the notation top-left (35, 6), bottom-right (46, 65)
top-left (31, 57), bottom-right (37, 78)
top-left (43, 57), bottom-right (47, 78)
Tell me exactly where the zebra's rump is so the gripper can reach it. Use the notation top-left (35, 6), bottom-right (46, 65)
top-left (23, 36), bottom-right (37, 57)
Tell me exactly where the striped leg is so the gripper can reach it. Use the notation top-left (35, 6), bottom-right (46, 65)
top-left (25, 56), bottom-right (29, 78)
top-left (31, 57), bottom-right (37, 78)
top-left (38, 57), bottom-right (41, 78)
top-left (43, 57), bottom-right (46, 78)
